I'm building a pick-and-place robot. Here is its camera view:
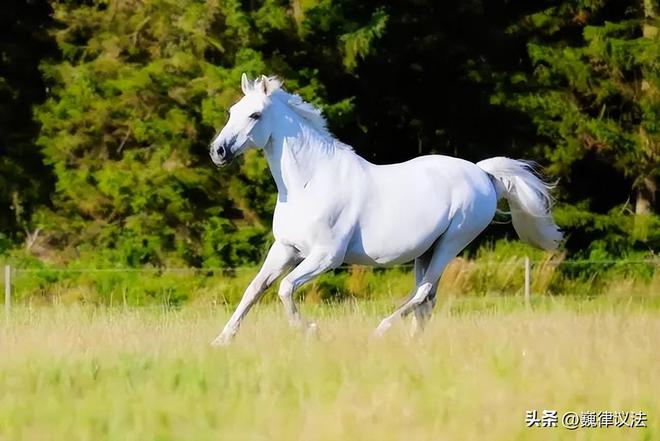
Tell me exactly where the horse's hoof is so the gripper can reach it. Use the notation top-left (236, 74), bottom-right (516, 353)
top-left (372, 320), bottom-right (392, 338)
top-left (306, 322), bottom-right (319, 339)
top-left (210, 334), bottom-right (233, 347)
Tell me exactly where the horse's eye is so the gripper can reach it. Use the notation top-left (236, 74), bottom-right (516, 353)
top-left (249, 112), bottom-right (262, 120)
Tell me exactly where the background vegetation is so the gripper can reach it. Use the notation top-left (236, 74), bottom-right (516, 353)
top-left (1, 0), bottom-right (658, 301)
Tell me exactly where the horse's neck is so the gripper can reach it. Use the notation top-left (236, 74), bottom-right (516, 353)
top-left (265, 116), bottom-right (347, 200)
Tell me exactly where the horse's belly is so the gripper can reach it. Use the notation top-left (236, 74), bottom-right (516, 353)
top-left (344, 204), bottom-right (452, 266)
top-left (343, 237), bottom-right (438, 266)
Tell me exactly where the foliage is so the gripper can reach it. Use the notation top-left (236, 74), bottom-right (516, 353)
top-left (0, 0), bottom-right (54, 244)
top-left (5, 240), bottom-right (656, 306)
top-left (33, 0), bottom-right (283, 267)
top-left (493, 0), bottom-right (659, 256)
top-left (0, 0), bottom-right (657, 272)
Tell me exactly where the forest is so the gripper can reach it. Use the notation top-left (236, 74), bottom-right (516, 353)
top-left (1, 0), bottom-right (658, 270)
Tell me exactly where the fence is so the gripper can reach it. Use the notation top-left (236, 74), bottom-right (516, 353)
top-left (3, 258), bottom-right (658, 319)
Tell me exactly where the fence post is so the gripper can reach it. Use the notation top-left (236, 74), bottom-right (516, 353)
top-left (524, 257), bottom-right (531, 307)
top-left (4, 264), bottom-right (11, 319)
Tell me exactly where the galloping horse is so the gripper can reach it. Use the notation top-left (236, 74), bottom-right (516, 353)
top-left (209, 74), bottom-right (562, 345)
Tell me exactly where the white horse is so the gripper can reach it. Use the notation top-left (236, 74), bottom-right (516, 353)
top-left (209, 74), bottom-right (562, 345)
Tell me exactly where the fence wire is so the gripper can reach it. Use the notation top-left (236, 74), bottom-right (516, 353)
top-left (6, 258), bottom-right (658, 275)
top-left (1, 258), bottom-right (657, 318)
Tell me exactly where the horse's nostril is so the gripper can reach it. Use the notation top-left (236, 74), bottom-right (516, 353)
top-left (217, 145), bottom-right (226, 157)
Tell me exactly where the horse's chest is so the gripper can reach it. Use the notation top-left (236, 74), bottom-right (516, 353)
top-left (272, 207), bottom-right (308, 242)
top-left (271, 199), bottom-right (348, 256)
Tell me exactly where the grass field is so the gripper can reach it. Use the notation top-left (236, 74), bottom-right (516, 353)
top-left (1, 295), bottom-right (659, 441)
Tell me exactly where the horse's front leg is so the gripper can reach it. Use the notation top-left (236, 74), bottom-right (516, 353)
top-left (277, 248), bottom-right (343, 330)
top-left (211, 241), bottom-right (298, 346)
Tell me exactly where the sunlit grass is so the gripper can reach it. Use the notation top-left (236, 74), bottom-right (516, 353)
top-left (7, 240), bottom-right (657, 306)
top-left (1, 296), bottom-right (658, 440)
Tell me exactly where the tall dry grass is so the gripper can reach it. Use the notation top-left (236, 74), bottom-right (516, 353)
top-left (1, 297), bottom-right (658, 441)
top-left (5, 239), bottom-right (657, 307)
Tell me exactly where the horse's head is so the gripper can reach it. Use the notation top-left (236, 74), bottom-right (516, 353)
top-left (210, 73), bottom-right (281, 166)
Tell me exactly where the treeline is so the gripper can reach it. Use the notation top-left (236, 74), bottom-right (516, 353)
top-left (1, 0), bottom-right (658, 268)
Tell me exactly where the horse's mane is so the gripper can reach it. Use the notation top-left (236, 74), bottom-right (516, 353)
top-left (253, 76), bottom-right (353, 151)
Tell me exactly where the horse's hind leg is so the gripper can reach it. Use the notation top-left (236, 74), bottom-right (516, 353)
top-left (410, 285), bottom-right (438, 336)
top-left (405, 250), bottom-right (438, 335)
top-left (374, 246), bottom-right (439, 337)
top-left (374, 220), bottom-right (486, 337)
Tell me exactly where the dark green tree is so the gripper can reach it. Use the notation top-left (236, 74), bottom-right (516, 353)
top-left (13, 0), bottom-right (658, 266)
top-left (35, 0), bottom-right (280, 266)
top-left (31, 0), bottom-right (389, 266)
top-left (493, 0), bottom-right (659, 256)
top-left (0, 0), bottom-right (54, 251)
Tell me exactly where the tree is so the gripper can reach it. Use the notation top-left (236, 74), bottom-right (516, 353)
top-left (32, 0), bottom-right (393, 266)
top-left (638, 0), bottom-right (659, 215)
top-left (300, 0), bottom-right (537, 164)
top-left (494, 0), bottom-right (659, 256)
top-left (35, 0), bottom-right (281, 266)
top-left (0, 0), bottom-right (54, 251)
top-left (21, 0), bottom-right (659, 266)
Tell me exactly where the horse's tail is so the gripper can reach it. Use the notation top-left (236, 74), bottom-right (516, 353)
top-left (477, 157), bottom-right (562, 250)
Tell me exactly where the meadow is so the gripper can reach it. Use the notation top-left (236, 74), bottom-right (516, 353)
top-left (1, 292), bottom-right (658, 441)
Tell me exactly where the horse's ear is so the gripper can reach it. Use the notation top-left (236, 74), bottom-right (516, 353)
top-left (259, 75), bottom-right (270, 95)
top-left (259, 75), bottom-right (281, 96)
top-left (241, 73), bottom-right (251, 94)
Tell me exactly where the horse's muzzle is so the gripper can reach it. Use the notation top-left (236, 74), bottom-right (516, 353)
top-left (211, 143), bottom-right (234, 166)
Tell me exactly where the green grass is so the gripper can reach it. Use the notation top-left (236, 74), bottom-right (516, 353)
top-left (5, 240), bottom-right (657, 306)
top-left (1, 295), bottom-right (658, 440)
